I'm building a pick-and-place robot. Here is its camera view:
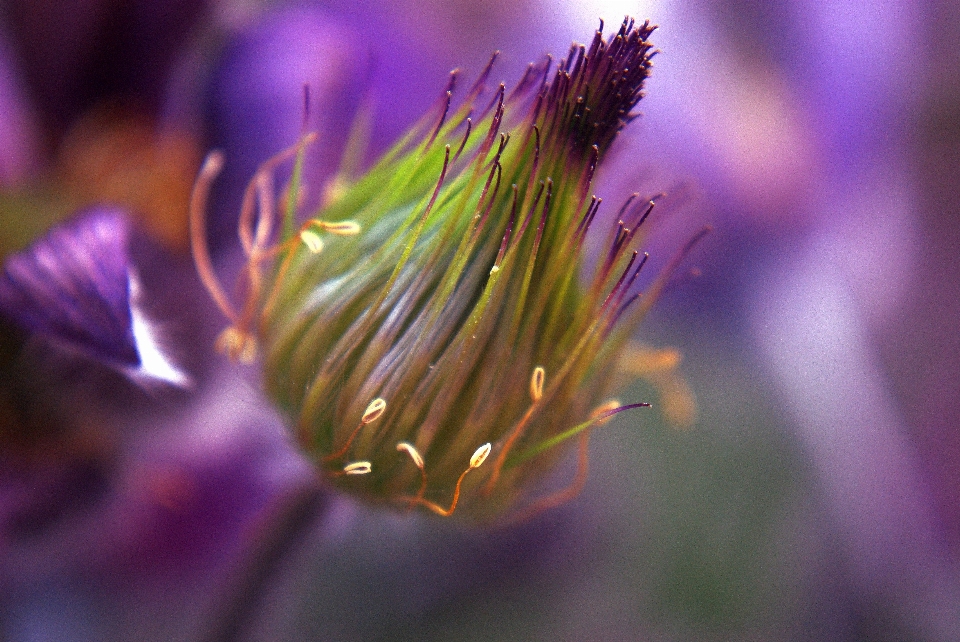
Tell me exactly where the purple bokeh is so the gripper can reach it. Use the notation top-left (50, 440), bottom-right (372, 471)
top-left (2, 0), bottom-right (960, 640)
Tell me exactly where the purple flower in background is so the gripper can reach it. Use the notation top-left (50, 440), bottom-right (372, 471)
top-left (205, 6), bottom-right (369, 250)
top-left (2, 0), bottom-right (960, 641)
top-left (0, 207), bottom-right (186, 385)
top-left (0, 32), bottom-right (39, 187)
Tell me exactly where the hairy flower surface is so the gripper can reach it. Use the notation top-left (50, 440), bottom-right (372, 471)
top-left (194, 18), bottom-right (675, 520)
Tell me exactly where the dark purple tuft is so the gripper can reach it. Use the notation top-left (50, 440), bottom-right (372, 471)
top-left (536, 18), bottom-right (656, 159)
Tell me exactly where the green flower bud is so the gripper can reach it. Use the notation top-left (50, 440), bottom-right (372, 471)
top-left (192, 18), bottom-right (682, 521)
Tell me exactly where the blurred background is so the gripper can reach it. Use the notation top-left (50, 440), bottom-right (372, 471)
top-left (2, 0), bottom-right (960, 640)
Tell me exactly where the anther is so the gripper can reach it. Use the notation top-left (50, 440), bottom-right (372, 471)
top-left (318, 220), bottom-right (361, 235)
top-left (342, 461), bottom-right (372, 475)
top-left (469, 443), bottom-right (492, 468)
top-left (530, 366), bottom-right (545, 402)
top-left (214, 327), bottom-right (258, 364)
top-left (362, 398), bottom-right (387, 424)
top-left (300, 229), bottom-right (324, 253)
top-left (396, 442), bottom-right (424, 469)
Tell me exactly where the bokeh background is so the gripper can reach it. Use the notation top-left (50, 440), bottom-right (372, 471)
top-left (2, 0), bottom-right (960, 640)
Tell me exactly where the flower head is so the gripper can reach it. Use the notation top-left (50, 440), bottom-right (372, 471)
top-left (193, 18), bottom-right (667, 520)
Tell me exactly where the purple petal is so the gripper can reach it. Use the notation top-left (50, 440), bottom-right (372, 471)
top-left (0, 31), bottom-right (39, 186)
top-left (0, 207), bottom-right (139, 366)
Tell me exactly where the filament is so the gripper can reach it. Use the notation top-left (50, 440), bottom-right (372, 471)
top-left (405, 443), bottom-right (490, 517)
top-left (189, 152), bottom-right (237, 322)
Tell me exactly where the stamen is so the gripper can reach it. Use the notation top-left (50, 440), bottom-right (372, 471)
top-left (601, 250), bottom-right (638, 311)
top-left (483, 370), bottom-right (546, 494)
top-left (612, 253), bottom-right (649, 313)
top-left (502, 399), bottom-right (638, 523)
top-left (472, 161), bottom-right (502, 236)
top-left (324, 397), bottom-right (386, 462)
top-left (617, 225), bottom-right (712, 324)
top-left (508, 402), bottom-right (652, 467)
top-left (406, 443), bottom-right (491, 517)
top-left (467, 51), bottom-right (499, 98)
top-left (535, 179), bottom-right (553, 246)
top-left (239, 132), bottom-right (319, 253)
top-left (396, 441), bottom-right (428, 505)
top-left (632, 197), bottom-right (657, 230)
top-left (297, 218), bottom-right (361, 254)
top-left (234, 172), bottom-right (281, 338)
top-left (189, 151), bottom-right (238, 322)
top-left (506, 430), bottom-right (592, 524)
top-left (513, 178), bottom-right (545, 240)
top-left (574, 195), bottom-right (602, 244)
top-left (452, 117), bottom-right (473, 163)
top-left (480, 84), bottom-right (506, 150)
top-left (611, 193), bottom-right (639, 231)
top-left (252, 172), bottom-right (276, 251)
top-left (484, 132), bottom-right (509, 172)
top-left (368, 145), bottom-right (451, 315)
top-left (493, 185), bottom-right (519, 268)
top-left (507, 60), bottom-right (536, 100)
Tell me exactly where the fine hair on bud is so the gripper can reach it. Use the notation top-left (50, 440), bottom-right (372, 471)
top-left (189, 18), bottom-right (700, 521)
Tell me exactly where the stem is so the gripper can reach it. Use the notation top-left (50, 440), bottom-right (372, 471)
top-left (197, 481), bottom-right (326, 642)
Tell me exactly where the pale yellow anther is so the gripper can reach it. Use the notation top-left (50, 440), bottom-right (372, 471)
top-left (402, 443), bottom-right (490, 517)
top-left (361, 398), bottom-right (387, 424)
top-left (343, 461), bottom-right (372, 475)
top-left (299, 229), bottom-right (324, 253)
top-left (396, 442), bottom-right (425, 470)
top-left (318, 220), bottom-right (361, 235)
top-left (489, 265), bottom-right (500, 275)
top-left (469, 443), bottom-right (492, 469)
top-left (530, 366), bottom-right (545, 402)
top-left (214, 326), bottom-right (258, 364)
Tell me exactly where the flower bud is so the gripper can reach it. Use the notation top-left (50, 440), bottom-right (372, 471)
top-left (193, 19), bottom-right (669, 520)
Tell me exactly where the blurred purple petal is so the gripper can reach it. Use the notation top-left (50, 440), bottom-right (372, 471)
top-left (3, 0), bottom-right (209, 134)
top-left (0, 31), bottom-right (39, 186)
top-left (0, 207), bottom-right (138, 367)
top-left (750, 238), bottom-right (960, 639)
top-left (206, 7), bottom-right (367, 248)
